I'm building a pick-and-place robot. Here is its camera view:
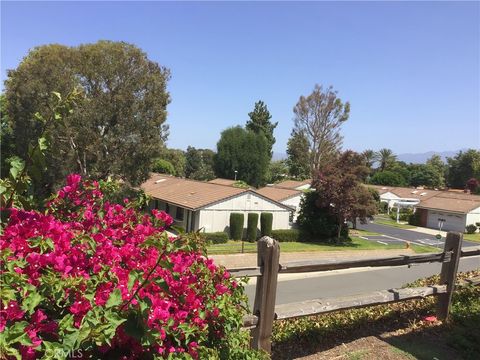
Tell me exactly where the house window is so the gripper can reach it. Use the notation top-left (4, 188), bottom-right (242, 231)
top-left (165, 203), bottom-right (170, 214)
top-left (176, 207), bottom-right (184, 221)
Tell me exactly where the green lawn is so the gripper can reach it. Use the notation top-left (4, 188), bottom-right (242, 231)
top-left (373, 215), bottom-right (416, 229)
top-left (463, 232), bottom-right (480, 243)
top-left (206, 237), bottom-right (437, 255)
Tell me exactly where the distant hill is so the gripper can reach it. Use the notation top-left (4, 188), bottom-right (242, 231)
top-left (397, 150), bottom-right (467, 164)
top-left (272, 149), bottom-right (469, 164)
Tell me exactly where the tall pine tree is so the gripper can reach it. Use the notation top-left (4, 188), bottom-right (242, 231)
top-left (246, 101), bottom-right (278, 158)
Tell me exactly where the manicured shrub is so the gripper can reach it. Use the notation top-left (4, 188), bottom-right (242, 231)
top-left (229, 212), bottom-right (244, 240)
top-left (204, 231), bottom-right (229, 244)
top-left (296, 192), bottom-right (340, 242)
top-left (408, 212), bottom-right (421, 226)
top-left (271, 229), bottom-right (303, 242)
top-left (260, 212), bottom-right (273, 237)
top-left (246, 213), bottom-right (259, 242)
top-left (389, 207), bottom-right (413, 222)
top-left (466, 224), bottom-right (478, 234)
top-left (0, 175), bottom-right (261, 359)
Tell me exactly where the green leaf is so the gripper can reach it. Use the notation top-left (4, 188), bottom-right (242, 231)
top-left (38, 137), bottom-right (48, 151)
top-left (21, 291), bottom-right (43, 314)
top-left (52, 91), bottom-right (62, 101)
top-left (9, 157), bottom-right (25, 180)
top-left (105, 288), bottom-right (122, 308)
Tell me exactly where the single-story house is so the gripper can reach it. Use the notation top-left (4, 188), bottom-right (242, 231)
top-left (369, 185), bottom-right (480, 232)
top-left (255, 186), bottom-right (304, 222)
top-left (415, 192), bottom-right (480, 232)
top-left (141, 174), bottom-right (294, 233)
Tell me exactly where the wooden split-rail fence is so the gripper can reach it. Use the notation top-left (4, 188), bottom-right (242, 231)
top-left (226, 232), bottom-right (480, 354)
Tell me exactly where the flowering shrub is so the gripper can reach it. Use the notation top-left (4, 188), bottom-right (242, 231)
top-left (0, 175), bottom-right (261, 359)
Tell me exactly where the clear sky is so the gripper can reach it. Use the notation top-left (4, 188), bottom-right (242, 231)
top-left (2, 1), bottom-right (479, 155)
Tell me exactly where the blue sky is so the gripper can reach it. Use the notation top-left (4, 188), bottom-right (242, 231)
top-left (2, 1), bottom-right (479, 155)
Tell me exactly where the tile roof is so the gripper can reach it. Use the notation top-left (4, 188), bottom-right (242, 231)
top-left (255, 186), bottom-right (302, 202)
top-left (416, 193), bottom-right (480, 214)
top-left (207, 178), bottom-right (237, 186)
top-left (273, 179), bottom-right (312, 190)
top-left (141, 174), bottom-right (247, 210)
top-left (368, 184), bottom-right (480, 213)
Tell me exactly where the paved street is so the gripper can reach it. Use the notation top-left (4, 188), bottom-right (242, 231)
top-left (245, 255), bottom-right (480, 307)
top-left (357, 221), bottom-right (478, 248)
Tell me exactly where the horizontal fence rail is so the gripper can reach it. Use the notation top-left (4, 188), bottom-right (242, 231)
top-left (275, 285), bottom-right (447, 320)
top-left (237, 232), bottom-right (479, 354)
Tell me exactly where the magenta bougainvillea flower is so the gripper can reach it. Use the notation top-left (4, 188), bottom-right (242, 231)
top-left (0, 175), bottom-right (249, 359)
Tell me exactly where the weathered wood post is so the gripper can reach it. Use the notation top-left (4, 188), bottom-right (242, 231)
top-left (436, 231), bottom-right (462, 321)
top-left (251, 236), bottom-right (280, 353)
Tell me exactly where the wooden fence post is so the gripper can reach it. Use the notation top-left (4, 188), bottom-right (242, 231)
top-left (436, 231), bottom-right (462, 321)
top-left (251, 236), bottom-right (280, 353)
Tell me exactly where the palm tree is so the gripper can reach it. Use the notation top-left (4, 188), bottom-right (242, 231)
top-left (376, 148), bottom-right (397, 171)
top-left (362, 149), bottom-right (378, 169)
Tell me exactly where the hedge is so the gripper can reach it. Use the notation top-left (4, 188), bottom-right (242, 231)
top-left (260, 212), bottom-right (273, 237)
top-left (204, 231), bottom-right (229, 244)
top-left (466, 224), bottom-right (478, 234)
top-left (271, 229), bottom-right (302, 242)
top-left (247, 213), bottom-right (259, 242)
top-left (229, 213), bottom-right (244, 240)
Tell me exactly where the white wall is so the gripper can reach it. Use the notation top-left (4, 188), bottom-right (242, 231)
top-left (426, 210), bottom-right (466, 232)
top-left (281, 194), bottom-right (304, 222)
top-left (199, 192), bottom-right (292, 232)
top-left (466, 206), bottom-right (480, 230)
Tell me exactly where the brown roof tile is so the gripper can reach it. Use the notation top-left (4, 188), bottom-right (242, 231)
top-left (141, 174), bottom-right (247, 210)
top-left (207, 178), bottom-right (237, 186)
top-left (255, 187), bottom-right (302, 202)
top-left (273, 179), bottom-right (312, 190)
top-left (416, 195), bottom-right (480, 213)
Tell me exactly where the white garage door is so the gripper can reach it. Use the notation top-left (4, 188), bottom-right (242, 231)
top-left (426, 211), bottom-right (466, 232)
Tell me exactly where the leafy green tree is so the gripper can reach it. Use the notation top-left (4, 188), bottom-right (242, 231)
top-left (157, 147), bottom-right (186, 177)
top-left (370, 170), bottom-right (407, 187)
top-left (246, 100), bottom-right (277, 158)
top-left (151, 159), bottom-right (175, 175)
top-left (446, 149), bottom-right (480, 189)
top-left (5, 41), bottom-right (170, 197)
top-left (0, 94), bottom-right (15, 178)
top-left (312, 151), bottom-right (373, 241)
top-left (376, 148), bottom-right (397, 171)
top-left (286, 130), bottom-right (310, 179)
top-left (266, 160), bottom-right (289, 184)
top-left (214, 126), bottom-right (269, 187)
top-left (408, 163), bottom-right (445, 188)
top-left (185, 146), bottom-right (215, 181)
top-left (293, 84), bottom-right (350, 173)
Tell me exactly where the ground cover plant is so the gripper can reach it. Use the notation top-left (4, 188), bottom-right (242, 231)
top-left (0, 175), bottom-right (264, 359)
top-left (271, 270), bottom-right (480, 360)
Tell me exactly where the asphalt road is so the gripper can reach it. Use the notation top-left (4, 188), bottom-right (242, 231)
top-left (357, 221), bottom-right (478, 248)
top-left (245, 255), bottom-right (480, 307)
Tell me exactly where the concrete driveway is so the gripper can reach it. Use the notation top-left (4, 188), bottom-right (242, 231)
top-left (357, 221), bottom-right (478, 248)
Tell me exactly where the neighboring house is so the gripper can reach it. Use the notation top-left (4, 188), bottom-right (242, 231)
top-left (415, 192), bottom-right (480, 232)
top-left (272, 179), bottom-right (312, 191)
top-left (141, 174), bottom-right (294, 233)
top-left (255, 186), bottom-right (304, 222)
top-left (369, 185), bottom-right (480, 232)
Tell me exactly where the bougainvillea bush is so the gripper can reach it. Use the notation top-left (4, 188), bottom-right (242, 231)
top-left (0, 175), bottom-right (262, 359)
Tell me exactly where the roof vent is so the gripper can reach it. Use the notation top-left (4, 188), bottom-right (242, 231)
top-left (420, 192), bottom-right (427, 196)
top-left (155, 179), bottom-right (166, 184)
top-left (381, 187), bottom-right (387, 190)
top-left (411, 190), bottom-right (418, 194)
